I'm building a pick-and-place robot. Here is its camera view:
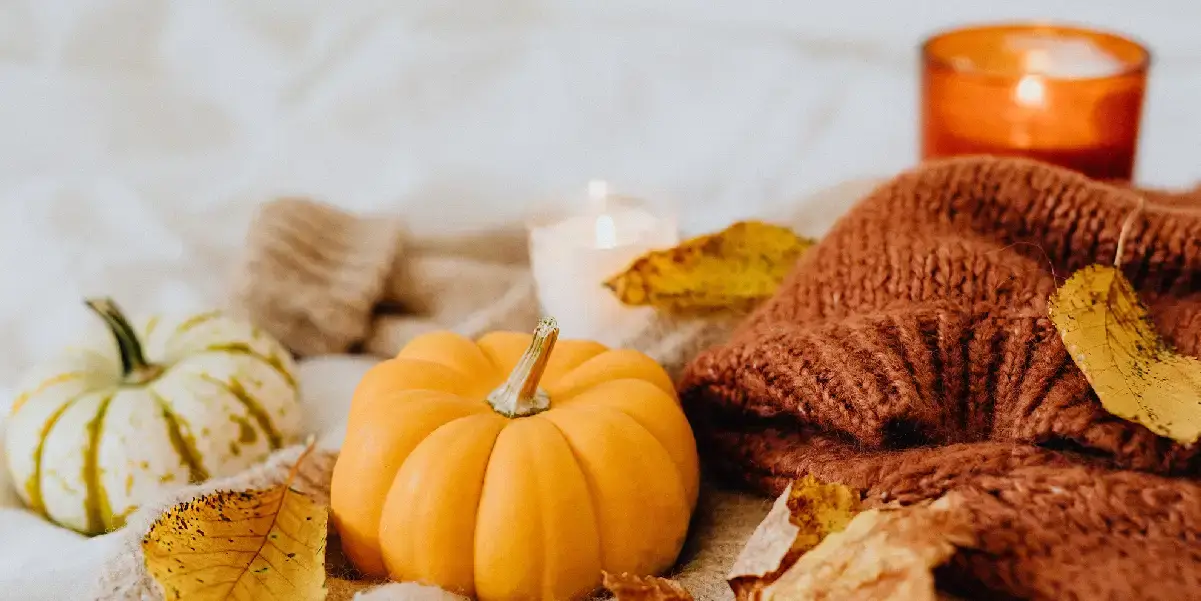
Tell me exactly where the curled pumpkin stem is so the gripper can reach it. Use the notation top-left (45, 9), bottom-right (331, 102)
top-left (486, 317), bottom-right (558, 417)
top-left (85, 297), bottom-right (163, 385)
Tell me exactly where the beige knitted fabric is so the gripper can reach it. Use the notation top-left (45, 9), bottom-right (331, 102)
top-left (229, 196), bottom-right (741, 379)
top-left (363, 260), bottom-right (539, 358)
top-left (229, 198), bottom-right (404, 355)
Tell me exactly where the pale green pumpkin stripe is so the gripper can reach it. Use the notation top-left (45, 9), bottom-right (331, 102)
top-left (10, 372), bottom-right (87, 416)
top-left (143, 314), bottom-right (161, 339)
top-left (170, 311), bottom-right (224, 339)
top-left (159, 311), bottom-right (224, 360)
top-left (26, 390), bottom-right (92, 518)
top-left (195, 373), bottom-right (283, 450)
top-left (201, 344), bottom-right (298, 390)
top-left (82, 393), bottom-right (116, 534)
top-left (150, 390), bottom-right (209, 484)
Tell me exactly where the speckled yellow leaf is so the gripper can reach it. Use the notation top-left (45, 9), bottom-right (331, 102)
top-left (728, 476), bottom-right (861, 600)
top-left (604, 221), bottom-right (816, 312)
top-left (1049, 264), bottom-right (1201, 445)
top-left (142, 441), bottom-right (327, 601)
top-left (603, 571), bottom-right (694, 600)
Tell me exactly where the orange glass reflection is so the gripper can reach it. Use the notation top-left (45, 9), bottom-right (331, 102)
top-left (921, 22), bottom-right (1150, 181)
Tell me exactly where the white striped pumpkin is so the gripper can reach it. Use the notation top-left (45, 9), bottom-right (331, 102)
top-left (3, 298), bottom-right (303, 535)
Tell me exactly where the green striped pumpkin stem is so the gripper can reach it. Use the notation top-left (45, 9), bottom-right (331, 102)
top-left (85, 298), bottom-right (163, 385)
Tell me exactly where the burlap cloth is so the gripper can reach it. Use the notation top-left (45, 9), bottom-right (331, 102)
top-left (89, 195), bottom-right (768, 600)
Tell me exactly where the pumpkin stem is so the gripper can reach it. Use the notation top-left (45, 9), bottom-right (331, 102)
top-left (85, 298), bottom-right (163, 385)
top-left (486, 317), bottom-right (558, 417)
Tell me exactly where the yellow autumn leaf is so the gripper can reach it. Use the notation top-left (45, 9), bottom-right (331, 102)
top-left (604, 221), bottom-right (816, 312)
top-left (603, 571), bottom-right (694, 601)
top-left (728, 476), bottom-right (861, 599)
top-left (1049, 264), bottom-right (1201, 445)
top-left (782, 475), bottom-right (861, 553)
top-left (142, 441), bottom-right (328, 601)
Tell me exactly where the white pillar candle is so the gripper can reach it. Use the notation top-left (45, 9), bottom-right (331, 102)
top-left (527, 181), bottom-right (678, 346)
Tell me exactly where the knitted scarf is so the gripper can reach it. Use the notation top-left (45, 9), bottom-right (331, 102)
top-left (680, 156), bottom-right (1201, 600)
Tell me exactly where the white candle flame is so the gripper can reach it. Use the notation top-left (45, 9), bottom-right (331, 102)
top-left (594, 213), bottom-right (618, 249)
top-left (588, 179), bottom-right (609, 201)
top-left (1014, 75), bottom-right (1046, 107)
top-left (588, 179), bottom-right (609, 214)
top-left (588, 179), bottom-right (618, 248)
top-left (1023, 49), bottom-right (1051, 74)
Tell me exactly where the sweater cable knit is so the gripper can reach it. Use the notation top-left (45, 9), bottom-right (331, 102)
top-left (680, 156), bottom-right (1201, 600)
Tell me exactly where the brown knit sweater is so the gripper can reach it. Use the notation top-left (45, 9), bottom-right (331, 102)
top-left (679, 156), bottom-right (1201, 600)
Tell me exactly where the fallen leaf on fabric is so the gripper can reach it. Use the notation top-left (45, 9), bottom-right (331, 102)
top-left (142, 438), bottom-right (327, 600)
top-left (728, 475), bottom-right (861, 600)
top-left (603, 571), bottom-right (694, 601)
top-left (604, 221), bottom-right (816, 312)
top-left (757, 496), bottom-right (973, 601)
top-left (1049, 264), bottom-right (1201, 444)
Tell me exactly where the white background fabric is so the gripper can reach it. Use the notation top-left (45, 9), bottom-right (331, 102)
top-left (1, 1), bottom-right (1199, 598)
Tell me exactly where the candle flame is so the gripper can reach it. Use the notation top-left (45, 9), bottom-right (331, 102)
top-left (587, 179), bottom-right (611, 220)
top-left (1014, 75), bottom-right (1046, 107)
top-left (594, 214), bottom-right (618, 250)
top-left (1023, 49), bottom-right (1051, 74)
top-left (588, 179), bottom-right (609, 202)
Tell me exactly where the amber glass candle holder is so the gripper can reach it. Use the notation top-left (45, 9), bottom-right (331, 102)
top-left (921, 22), bottom-right (1150, 181)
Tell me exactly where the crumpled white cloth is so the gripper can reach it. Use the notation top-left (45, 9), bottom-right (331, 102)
top-left (2, 1), bottom-right (1201, 598)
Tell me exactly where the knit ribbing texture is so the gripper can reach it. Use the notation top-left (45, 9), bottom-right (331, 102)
top-left (230, 197), bottom-right (404, 355)
top-left (679, 156), bottom-right (1201, 600)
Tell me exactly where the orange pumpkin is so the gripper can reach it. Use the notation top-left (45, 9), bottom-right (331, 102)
top-left (330, 317), bottom-right (699, 601)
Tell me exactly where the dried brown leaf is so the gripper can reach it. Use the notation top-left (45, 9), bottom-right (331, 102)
top-left (142, 439), bottom-right (327, 600)
top-left (603, 571), bottom-right (694, 601)
top-left (604, 221), bottom-right (816, 313)
top-left (728, 476), bottom-right (861, 600)
top-left (760, 496), bottom-right (974, 601)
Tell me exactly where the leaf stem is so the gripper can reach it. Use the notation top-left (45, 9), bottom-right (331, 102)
top-left (486, 317), bottom-right (558, 417)
top-left (285, 435), bottom-right (319, 487)
top-left (1114, 196), bottom-right (1147, 268)
top-left (85, 298), bottom-right (163, 385)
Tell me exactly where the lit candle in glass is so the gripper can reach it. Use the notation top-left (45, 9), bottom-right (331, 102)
top-left (527, 181), bottom-right (678, 345)
top-left (921, 22), bottom-right (1150, 181)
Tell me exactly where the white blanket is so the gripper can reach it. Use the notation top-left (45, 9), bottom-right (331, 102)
top-left (2, 1), bottom-right (1200, 598)
top-left (3, 1), bottom-right (1201, 397)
